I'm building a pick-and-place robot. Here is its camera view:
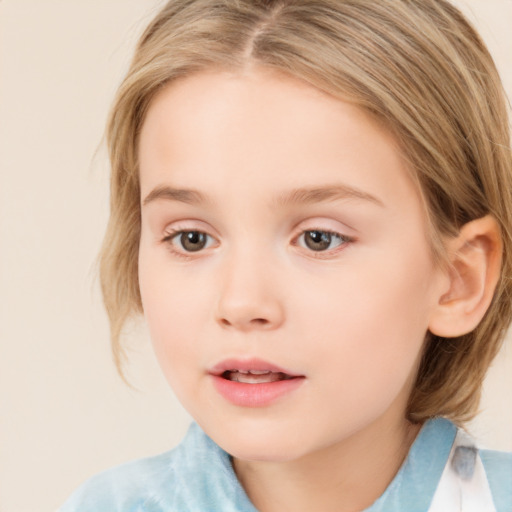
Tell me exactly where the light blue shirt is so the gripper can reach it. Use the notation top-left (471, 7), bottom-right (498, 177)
top-left (59, 418), bottom-right (512, 511)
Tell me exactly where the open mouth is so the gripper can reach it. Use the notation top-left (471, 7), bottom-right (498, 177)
top-left (221, 370), bottom-right (295, 384)
top-left (210, 359), bottom-right (305, 406)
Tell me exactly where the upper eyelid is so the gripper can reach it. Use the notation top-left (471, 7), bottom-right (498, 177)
top-left (291, 222), bottom-right (354, 240)
top-left (161, 221), bottom-right (353, 239)
top-left (162, 220), bottom-right (219, 238)
top-left (291, 213), bottom-right (357, 231)
top-left (163, 227), bottom-right (217, 243)
top-left (293, 229), bottom-right (353, 247)
top-left (162, 226), bottom-right (348, 238)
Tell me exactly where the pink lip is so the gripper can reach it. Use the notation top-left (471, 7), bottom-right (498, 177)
top-left (208, 358), bottom-right (305, 407)
top-left (209, 358), bottom-right (301, 376)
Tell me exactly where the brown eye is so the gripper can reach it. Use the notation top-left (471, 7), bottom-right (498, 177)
top-left (304, 230), bottom-right (332, 251)
top-left (179, 231), bottom-right (208, 252)
top-left (299, 230), bottom-right (348, 252)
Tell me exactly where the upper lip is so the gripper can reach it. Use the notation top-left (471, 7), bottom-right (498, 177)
top-left (208, 358), bottom-right (303, 377)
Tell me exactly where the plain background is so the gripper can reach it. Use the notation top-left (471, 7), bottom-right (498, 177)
top-left (0, 1), bottom-right (511, 511)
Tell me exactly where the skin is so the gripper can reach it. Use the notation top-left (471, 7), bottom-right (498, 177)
top-left (137, 67), bottom-right (450, 512)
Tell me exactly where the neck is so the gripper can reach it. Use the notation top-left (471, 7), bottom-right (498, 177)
top-left (233, 416), bottom-right (421, 512)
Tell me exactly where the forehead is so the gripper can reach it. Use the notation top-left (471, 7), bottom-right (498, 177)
top-left (138, 68), bottom-right (423, 218)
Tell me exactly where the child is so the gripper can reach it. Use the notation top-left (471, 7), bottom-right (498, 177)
top-left (60, 0), bottom-right (512, 510)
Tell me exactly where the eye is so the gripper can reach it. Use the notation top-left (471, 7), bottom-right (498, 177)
top-left (297, 230), bottom-right (350, 252)
top-left (164, 230), bottom-right (216, 253)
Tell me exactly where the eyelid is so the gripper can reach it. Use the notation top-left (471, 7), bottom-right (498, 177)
top-left (161, 222), bottom-right (219, 258)
top-left (159, 218), bottom-right (355, 259)
top-left (162, 228), bottom-right (216, 244)
top-left (161, 218), bottom-right (219, 242)
top-left (295, 229), bottom-right (353, 250)
top-left (290, 219), bottom-right (356, 257)
top-left (291, 217), bottom-right (356, 239)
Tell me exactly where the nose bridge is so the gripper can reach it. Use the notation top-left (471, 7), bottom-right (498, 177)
top-left (215, 238), bottom-right (284, 331)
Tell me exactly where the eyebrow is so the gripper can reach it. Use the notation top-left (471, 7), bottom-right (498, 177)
top-left (142, 185), bottom-right (208, 207)
top-left (272, 184), bottom-right (384, 209)
top-left (142, 184), bottom-right (384, 208)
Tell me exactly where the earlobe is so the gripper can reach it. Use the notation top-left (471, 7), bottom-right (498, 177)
top-left (428, 215), bottom-right (502, 338)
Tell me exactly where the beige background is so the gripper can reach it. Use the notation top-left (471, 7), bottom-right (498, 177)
top-left (0, 1), bottom-right (511, 511)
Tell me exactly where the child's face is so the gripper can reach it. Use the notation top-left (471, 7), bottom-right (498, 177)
top-left (138, 68), bottom-right (447, 461)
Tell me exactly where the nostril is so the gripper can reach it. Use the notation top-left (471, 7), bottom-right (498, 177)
top-left (218, 317), bottom-right (270, 328)
top-left (252, 318), bottom-right (269, 325)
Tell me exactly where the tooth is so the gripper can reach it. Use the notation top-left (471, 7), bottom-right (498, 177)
top-left (231, 372), bottom-right (284, 383)
top-left (248, 370), bottom-right (271, 375)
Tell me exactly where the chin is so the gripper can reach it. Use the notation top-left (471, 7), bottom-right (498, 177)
top-left (202, 417), bottom-right (317, 463)
top-left (226, 442), bottom-right (305, 463)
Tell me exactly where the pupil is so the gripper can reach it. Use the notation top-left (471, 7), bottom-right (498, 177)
top-left (305, 230), bottom-right (331, 251)
top-left (181, 231), bottom-right (206, 251)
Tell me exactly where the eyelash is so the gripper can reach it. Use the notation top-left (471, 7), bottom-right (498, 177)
top-left (161, 228), bottom-right (217, 260)
top-left (293, 229), bottom-right (354, 258)
top-left (161, 227), bottom-right (354, 259)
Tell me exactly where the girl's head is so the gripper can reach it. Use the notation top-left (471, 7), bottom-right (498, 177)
top-left (100, 0), bottom-right (512, 429)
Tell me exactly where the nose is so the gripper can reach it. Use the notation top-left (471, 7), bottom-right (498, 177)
top-left (215, 250), bottom-right (285, 332)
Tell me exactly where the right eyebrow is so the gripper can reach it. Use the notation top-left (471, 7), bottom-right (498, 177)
top-left (142, 185), bottom-right (208, 207)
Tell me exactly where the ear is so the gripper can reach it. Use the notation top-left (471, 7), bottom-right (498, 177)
top-left (428, 215), bottom-right (502, 338)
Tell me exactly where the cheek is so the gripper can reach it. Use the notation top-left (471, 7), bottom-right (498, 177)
top-left (293, 248), bottom-right (436, 383)
top-left (138, 250), bottom-right (210, 376)
top-left (140, 239), bottom-right (210, 322)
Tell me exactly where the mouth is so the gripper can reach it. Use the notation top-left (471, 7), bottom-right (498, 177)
top-left (208, 358), bottom-right (305, 406)
top-left (220, 369), bottom-right (295, 384)
top-left (209, 358), bottom-right (303, 383)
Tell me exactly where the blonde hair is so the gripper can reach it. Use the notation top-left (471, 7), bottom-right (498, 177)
top-left (100, 0), bottom-right (512, 424)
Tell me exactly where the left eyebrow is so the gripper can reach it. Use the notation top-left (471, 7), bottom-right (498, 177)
top-left (272, 184), bottom-right (385, 209)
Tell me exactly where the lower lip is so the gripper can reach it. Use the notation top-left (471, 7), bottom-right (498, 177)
top-left (211, 375), bottom-right (305, 407)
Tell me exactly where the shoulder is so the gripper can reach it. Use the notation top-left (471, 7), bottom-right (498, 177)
top-left (58, 423), bottom-right (252, 512)
top-left (479, 447), bottom-right (512, 511)
top-left (58, 448), bottom-right (177, 512)
top-left (429, 424), bottom-right (512, 512)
